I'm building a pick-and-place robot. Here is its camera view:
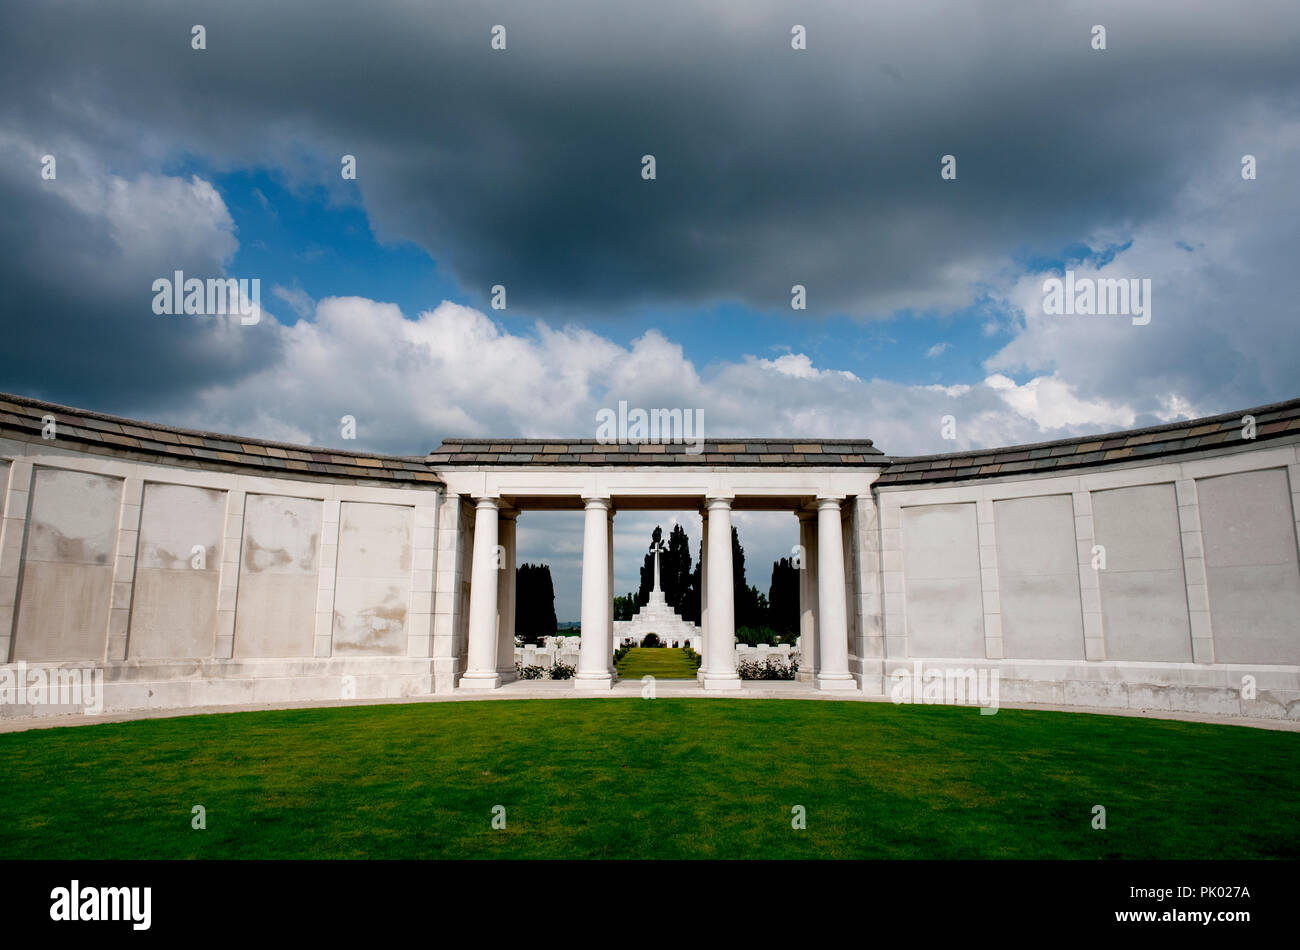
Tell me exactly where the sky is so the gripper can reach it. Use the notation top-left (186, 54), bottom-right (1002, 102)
top-left (1, 0), bottom-right (1297, 618)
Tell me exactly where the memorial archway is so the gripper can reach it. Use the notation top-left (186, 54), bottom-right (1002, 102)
top-left (430, 439), bottom-right (882, 691)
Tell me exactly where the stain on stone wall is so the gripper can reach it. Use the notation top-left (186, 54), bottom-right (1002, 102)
top-left (13, 468), bottom-right (122, 660)
top-left (332, 502), bottom-right (413, 655)
top-left (233, 493), bottom-right (322, 658)
top-left (129, 483), bottom-right (226, 659)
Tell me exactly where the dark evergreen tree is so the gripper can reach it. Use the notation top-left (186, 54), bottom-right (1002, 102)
top-left (675, 527), bottom-right (770, 629)
top-left (731, 526), bottom-right (758, 629)
top-left (682, 540), bottom-right (703, 624)
top-left (515, 562), bottom-right (557, 643)
top-left (665, 523), bottom-right (692, 612)
top-left (768, 557), bottom-right (800, 636)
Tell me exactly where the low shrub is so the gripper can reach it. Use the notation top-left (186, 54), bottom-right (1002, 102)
top-left (550, 660), bottom-right (577, 680)
top-left (737, 657), bottom-right (797, 680)
top-left (518, 664), bottom-right (547, 680)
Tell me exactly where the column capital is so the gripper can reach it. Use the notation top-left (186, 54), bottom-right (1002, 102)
top-left (473, 496), bottom-right (501, 510)
top-left (705, 495), bottom-right (734, 510)
top-left (815, 496), bottom-right (845, 510)
top-left (581, 496), bottom-right (611, 511)
top-left (499, 508), bottom-right (519, 522)
top-left (796, 508), bottom-right (818, 522)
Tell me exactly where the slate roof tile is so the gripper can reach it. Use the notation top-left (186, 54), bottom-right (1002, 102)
top-left (4, 389), bottom-right (1297, 489)
top-left (873, 395), bottom-right (1300, 485)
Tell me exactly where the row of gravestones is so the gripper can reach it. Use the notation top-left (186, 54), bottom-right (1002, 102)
top-left (616, 635), bottom-right (698, 649)
top-left (514, 640), bottom-right (581, 670)
top-left (513, 637), bottom-right (801, 669)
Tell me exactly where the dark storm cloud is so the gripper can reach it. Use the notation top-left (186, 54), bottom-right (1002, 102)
top-left (0, 0), bottom-right (1297, 417)
top-left (4, 0), bottom-right (1298, 315)
top-left (0, 152), bottom-right (285, 412)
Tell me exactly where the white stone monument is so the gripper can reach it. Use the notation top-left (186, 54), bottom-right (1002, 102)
top-left (613, 538), bottom-right (702, 650)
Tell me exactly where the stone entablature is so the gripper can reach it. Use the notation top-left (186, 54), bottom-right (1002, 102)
top-left (429, 438), bottom-right (884, 467)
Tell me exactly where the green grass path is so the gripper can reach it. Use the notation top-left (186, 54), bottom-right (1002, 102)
top-left (1, 698), bottom-right (1296, 859)
top-left (615, 647), bottom-right (698, 679)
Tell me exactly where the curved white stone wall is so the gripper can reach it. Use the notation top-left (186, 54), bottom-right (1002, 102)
top-left (865, 439), bottom-right (1300, 719)
top-left (1, 394), bottom-right (1297, 721)
top-left (0, 437), bottom-right (448, 718)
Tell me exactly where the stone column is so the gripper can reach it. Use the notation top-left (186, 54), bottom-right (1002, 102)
top-left (104, 476), bottom-right (142, 662)
top-left (816, 497), bottom-right (856, 690)
top-left (495, 509), bottom-right (518, 682)
top-left (697, 509), bottom-right (709, 680)
top-left (841, 503), bottom-right (858, 671)
top-left (407, 491), bottom-right (440, 660)
top-left (796, 509), bottom-right (819, 683)
top-left (1175, 479), bottom-right (1215, 665)
top-left (880, 498), bottom-right (906, 660)
top-left (576, 497), bottom-right (614, 689)
top-left (607, 508), bottom-right (615, 661)
top-left (432, 492), bottom-right (469, 692)
top-left (0, 460), bottom-right (34, 663)
top-left (313, 498), bottom-right (341, 659)
top-left (214, 489), bottom-right (246, 660)
top-left (1072, 489), bottom-right (1106, 661)
top-left (853, 492), bottom-right (886, 694)
top-left (975, 498), bottom-right (1002, 660)
top-left (702, 497), bottom-right (741, 689)
top-left (461, 497), bottom-right (502, 688)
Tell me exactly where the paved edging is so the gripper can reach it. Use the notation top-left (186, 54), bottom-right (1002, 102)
top-left (2, 682), bottom-right (1297, 733)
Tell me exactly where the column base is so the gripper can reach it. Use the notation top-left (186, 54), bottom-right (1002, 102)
top-left (459, 671), bottom-right (504, 689)
top-left (795, 669), bottom-right (816, 684)
top-left (574, 672), bottom-right (616, 690)
top-left (815, 672), bottom-right (858, 691)
top-left (495, 669), bottom-right (519, 686)
top-left (701, 671), bottom-right (743, 690)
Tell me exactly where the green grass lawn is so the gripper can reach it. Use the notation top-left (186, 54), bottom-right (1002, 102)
top-left (0, 698), bottom-right (1296, 859)
top-left (615, 647), bottom-right (699, 679)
